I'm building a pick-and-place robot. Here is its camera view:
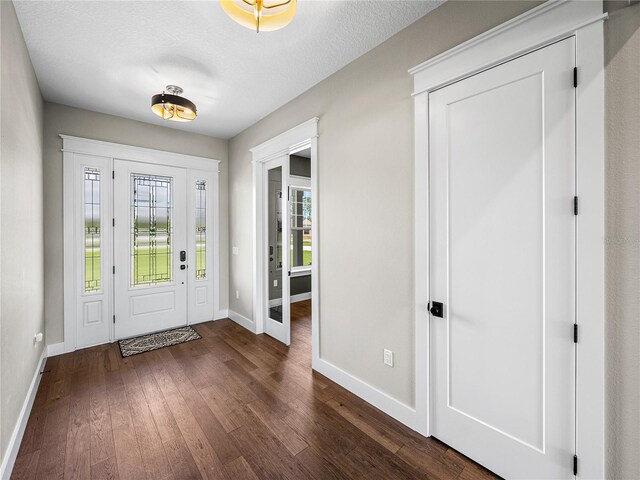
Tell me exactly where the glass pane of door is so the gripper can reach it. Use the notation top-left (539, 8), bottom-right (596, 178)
top-left (130, 173), bottom-right (173, 287)
top-left (263, 156), bottom-right (290, 345)
top-left (268, 166), bottom-right (283, 322)
top-left (267, 167), bottom-right (282, 323)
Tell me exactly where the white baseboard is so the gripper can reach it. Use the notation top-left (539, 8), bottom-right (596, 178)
top-left (213, 309), bottom-right (229, 321)
top-left (268, 292), bottom-right (311, 308)
top-left (228, 310), bottom-right (256, 333)
top-left (314, 357), bottom-right (425, 436)
top-left (0, 349), bottom-right (47, 480)
top-left (46, 342), bottom-right (66, 357)
top-left (290, 292), bottom-right (311, 303)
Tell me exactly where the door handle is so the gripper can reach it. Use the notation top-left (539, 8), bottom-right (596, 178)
top-left (180, 251), bottom-right (186, 262)
top-left (429, 301), bottom-right (444, 318)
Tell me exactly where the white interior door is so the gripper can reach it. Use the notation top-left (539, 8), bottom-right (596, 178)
top-left (264, 156), bottom-right (291, 345)
top-left (114, 160), bottom-right (188, 339)
top-left (429, 38), bottom-right (576, 478)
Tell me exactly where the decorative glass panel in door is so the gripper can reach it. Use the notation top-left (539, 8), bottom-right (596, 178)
top-left (195, 180), bottom-right (206, 280)
top-left (131, 174), bottom-right (173, 287)
top-left (84, 167), bottom-right (101, 293)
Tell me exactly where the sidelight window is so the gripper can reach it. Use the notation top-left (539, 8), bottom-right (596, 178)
top-left (195, 180), bottom-right (207, 279)
top-left (84, 167), bottom-right (101, 293)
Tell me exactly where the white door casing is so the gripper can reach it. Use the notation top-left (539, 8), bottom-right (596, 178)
top-left (113, 160), bottom-right (188, 340)
top-left (429, 38), bottom-right (575, 478)
top-left (62, 135), bottom-right (221, 352)
top-left (411, 2), bottom-right (605, 478)
top-left (251, 119), bottom-right (319, 362)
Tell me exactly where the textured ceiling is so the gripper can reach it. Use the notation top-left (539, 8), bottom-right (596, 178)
top-left (14, 0), bottom-right (442, 139)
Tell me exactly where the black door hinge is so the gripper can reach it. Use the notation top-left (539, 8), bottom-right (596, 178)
top-left (113, 315), bottom-right (116, 324)
top-left (573, 454), bottom-right (578, 476)
top-left (112, 171), bottom-right (115, 179)
top-left (112, 266), bottom-right (115, 274)
top-left (112, 218), bottom-right (115, 227)
top-left (574, 324), bottom-right (578, 343)
top-left (573, 67), bottom-right (578, 88)
top-left (574, 196), bottom-right (579, 215)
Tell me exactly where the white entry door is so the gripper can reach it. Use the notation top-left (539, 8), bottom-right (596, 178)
top-left (264, 156), bottom-right (291, 345)
top-left (429, 38), bottom-right (576, 478)
top-left (114, 160), bottom-right (188, 339)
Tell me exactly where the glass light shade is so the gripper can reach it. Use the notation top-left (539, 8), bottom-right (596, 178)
top-left (220, 0), bottom-right (296, 33)
top-left (151, 93), bottom-right (197, 122)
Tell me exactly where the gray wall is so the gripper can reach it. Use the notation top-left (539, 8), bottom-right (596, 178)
top-left (229, 1), bottom-right (640, 477)
top-left (604, 2), bottom-right (640, 478)
top-left (0, 0), bottom-right (45, 464)
top-left (43, 103), bottom-right (229, 345)
top-left (229, 1), bottom-right (541, 409)
top-left (290, 154), bottom-right (311, 178)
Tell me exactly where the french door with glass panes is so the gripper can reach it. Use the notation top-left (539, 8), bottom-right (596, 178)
top-left (264, 156), bottom-right (291, 345)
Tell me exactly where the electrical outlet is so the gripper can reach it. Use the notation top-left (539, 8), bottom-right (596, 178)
top-left (384, 349), bottom-right (394, 367)
top-left (232, 246), bottom-right (239, 255)
top-left (235, 290), bottom-right (240, 299)
top-left (33, 332), bottom-right (43, 346)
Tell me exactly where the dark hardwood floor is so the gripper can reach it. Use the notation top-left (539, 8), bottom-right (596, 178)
top-left (11, 300), bottom-right (497, 479)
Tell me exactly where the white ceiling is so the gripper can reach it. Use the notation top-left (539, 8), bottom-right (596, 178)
top-left (14, 0), bottom-right (442, 139)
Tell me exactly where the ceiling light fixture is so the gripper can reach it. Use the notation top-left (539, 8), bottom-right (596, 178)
top-left (151, 85), bottom-right (197, 122)
top-left (220, 0), bottom-right (296, 33)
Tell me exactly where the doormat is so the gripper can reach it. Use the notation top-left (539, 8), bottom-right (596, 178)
top-left (118, 326), bottom-right (202, 358)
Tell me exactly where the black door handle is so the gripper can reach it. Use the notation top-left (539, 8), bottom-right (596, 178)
top-left (429, 301), bottom-right (444, 318)
top-left (180, 250), bottom-right (186, 262)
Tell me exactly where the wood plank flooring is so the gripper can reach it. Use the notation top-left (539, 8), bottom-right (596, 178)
top-left (12, 300), bottom-right (498, 480)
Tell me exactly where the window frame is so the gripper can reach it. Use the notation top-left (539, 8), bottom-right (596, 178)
top-left (289, 175), bottom-right (312, 275)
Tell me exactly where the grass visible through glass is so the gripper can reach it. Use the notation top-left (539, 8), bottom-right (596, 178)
top-left (131, 174), bottom-right (173, 287)
top-left (84, 167), bottom-right (101, 293)
top-left (195, 180), bottom-right (206, 279)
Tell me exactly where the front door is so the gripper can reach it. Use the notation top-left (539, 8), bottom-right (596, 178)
top-left (114, 160), bottom-right (188, 339)
top-left (429, 38), bottom-right (576, 478)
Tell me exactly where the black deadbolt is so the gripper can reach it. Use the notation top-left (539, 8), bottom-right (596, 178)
top-left (180, 265), bottom-right (186, 270)
top-left (180, 250), bottom-right (186, 262)
top-left (429, 301), bottom-right (444, 318)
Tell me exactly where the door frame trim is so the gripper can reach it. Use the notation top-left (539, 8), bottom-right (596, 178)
top-left (61, 135), bottom-right (222, 353)
top-left (411, 2), bottom-right (606, 477)
top-left (251, 118), bottom-right (319, 366)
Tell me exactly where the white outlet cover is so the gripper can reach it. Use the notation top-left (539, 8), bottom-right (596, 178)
top-left (384, 349), bottom-right (394, 367)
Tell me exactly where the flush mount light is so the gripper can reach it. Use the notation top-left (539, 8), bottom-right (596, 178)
top-left (151, 85), bottom-right (197, 122)
top-left (220, 0), bottom-right (296, 33)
